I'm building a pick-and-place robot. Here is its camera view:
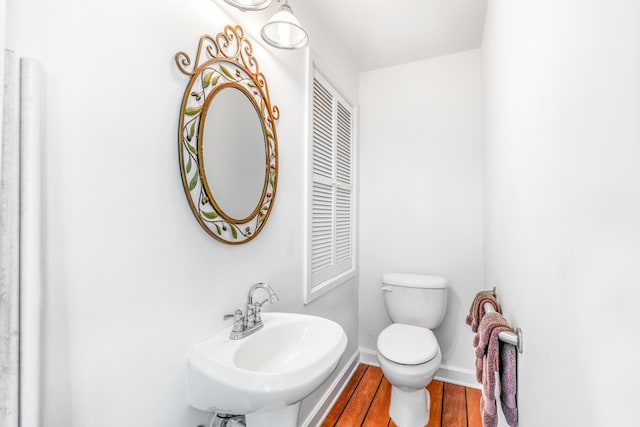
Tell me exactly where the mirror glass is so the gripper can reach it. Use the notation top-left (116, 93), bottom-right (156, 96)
top-left (202, 87), bottom-right (266, 220)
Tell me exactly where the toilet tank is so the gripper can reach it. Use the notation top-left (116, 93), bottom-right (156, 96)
top-left (381, 273), bottom-right (448, 329)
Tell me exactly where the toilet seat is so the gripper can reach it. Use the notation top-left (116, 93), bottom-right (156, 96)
top-left (377, 324), bottom-right (438, 365)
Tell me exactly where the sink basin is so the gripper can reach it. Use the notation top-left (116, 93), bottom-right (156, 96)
top-left (187, 312), bottom-right (348, 426)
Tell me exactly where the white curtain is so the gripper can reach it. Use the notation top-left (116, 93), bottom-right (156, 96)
top-left (0, 49), bottom-right (44, 427)
top-left (1, 49), bottom-right (21, 427)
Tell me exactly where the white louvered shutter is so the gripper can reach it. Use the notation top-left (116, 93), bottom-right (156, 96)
top-left (309, 69), bottom-right (354, 291)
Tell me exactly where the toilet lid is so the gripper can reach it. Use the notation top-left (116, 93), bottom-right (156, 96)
top-left (377, 324), bottom-right (439, 365)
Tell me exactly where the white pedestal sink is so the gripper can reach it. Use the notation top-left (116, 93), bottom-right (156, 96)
top-left (187, 312), bottom-right (348, 427)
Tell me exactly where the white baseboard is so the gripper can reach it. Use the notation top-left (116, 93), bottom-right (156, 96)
top-left (358, 348), bottom-right (379, 366)
top-left (301, 349), bottom-right (360, 427)
top-left (434, 364), bottom-right (479, 389)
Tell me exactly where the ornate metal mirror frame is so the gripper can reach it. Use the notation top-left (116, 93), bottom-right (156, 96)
top-left (175, 25), bottom-right (279, 244)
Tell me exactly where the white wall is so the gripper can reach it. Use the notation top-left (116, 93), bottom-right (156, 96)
top-left (358, 50), bottom-right (483, 381)
top-left (483, 1), bottom-right (640, 425)
top-left (5, 0), bottom-right (359, 426)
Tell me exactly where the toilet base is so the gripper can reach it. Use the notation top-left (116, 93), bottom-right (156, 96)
top-left (389, 386), bottom-right (430, 427)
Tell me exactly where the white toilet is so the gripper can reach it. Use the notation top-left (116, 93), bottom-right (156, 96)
top-left (376, 273), bottom-right (448, 427)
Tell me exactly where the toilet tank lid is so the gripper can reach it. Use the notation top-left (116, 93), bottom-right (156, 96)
top-left (382, 273), bottom-right (448, 289)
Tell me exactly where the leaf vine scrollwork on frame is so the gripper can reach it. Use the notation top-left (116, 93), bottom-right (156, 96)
top-left (175, 25), bottom-right (279, 244)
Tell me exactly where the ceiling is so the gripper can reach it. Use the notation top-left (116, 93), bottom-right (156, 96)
top-left (306, 0), bottom-right (488, 72)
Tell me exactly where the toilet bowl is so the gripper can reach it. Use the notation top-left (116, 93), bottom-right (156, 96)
top-left (375, 273), bottom-right (448, 427)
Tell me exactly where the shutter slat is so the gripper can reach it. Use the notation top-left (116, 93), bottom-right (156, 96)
top-left (312, 77), bottom-right (335, 179)
top-left (335, 186), bottom-right (351, 263)
top-left (311, 176), bottom-right (333, 273)
top-left (336, 101), bottom-right (352, 185)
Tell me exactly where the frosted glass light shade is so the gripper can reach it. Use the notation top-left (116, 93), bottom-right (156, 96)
top-left (223, 0), bottom-right (272, 11)
top-left (261, 3), bottom-right (308, 49)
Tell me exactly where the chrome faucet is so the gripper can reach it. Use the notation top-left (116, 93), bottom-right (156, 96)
top-left (223, 282), bottom-right (279, 340)
top-left (247, 282), bottom-right (279, 325)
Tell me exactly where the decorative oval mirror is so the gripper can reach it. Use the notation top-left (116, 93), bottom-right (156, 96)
top-left (175, 25), bottom-right (279, 244)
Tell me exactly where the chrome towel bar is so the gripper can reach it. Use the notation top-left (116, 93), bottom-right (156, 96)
top-left (485, 287), bottom-right (524, 354)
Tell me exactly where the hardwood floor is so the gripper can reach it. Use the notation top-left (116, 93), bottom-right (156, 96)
top-left (322, 364), bottom-right (482, 427)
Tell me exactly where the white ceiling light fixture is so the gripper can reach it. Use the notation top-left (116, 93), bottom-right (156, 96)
top-left (222, 0), bottom-right (308, 49)
top-left (260, 0), bottom-right (308, 49)
top-left (223, 0), bottom-right (272, 11)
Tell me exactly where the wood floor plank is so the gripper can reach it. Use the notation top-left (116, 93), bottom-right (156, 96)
top-left (321, 364), bottom-right (369, 427)
top-left (335, 365), bottom-right (384, 427)
top-left (361, 377), bottom-right (392, 427)
top-left (466, 387), bottom-right (483, 427)
top-left (426, 380), bottom-right (444, 427)
top-left (324, 364), bottom-right (484, 427)
top-left (442, 382), bottom-right (467, 427)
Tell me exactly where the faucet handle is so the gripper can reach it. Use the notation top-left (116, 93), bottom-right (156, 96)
top-left (254, 299), bottom-right (268, 323)
top-left (254, 298), bottom-right (269, 308)
top-left (223, 309), bottom-right (244, 332)
top-left (245, 304), bottom-right (256, 328)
